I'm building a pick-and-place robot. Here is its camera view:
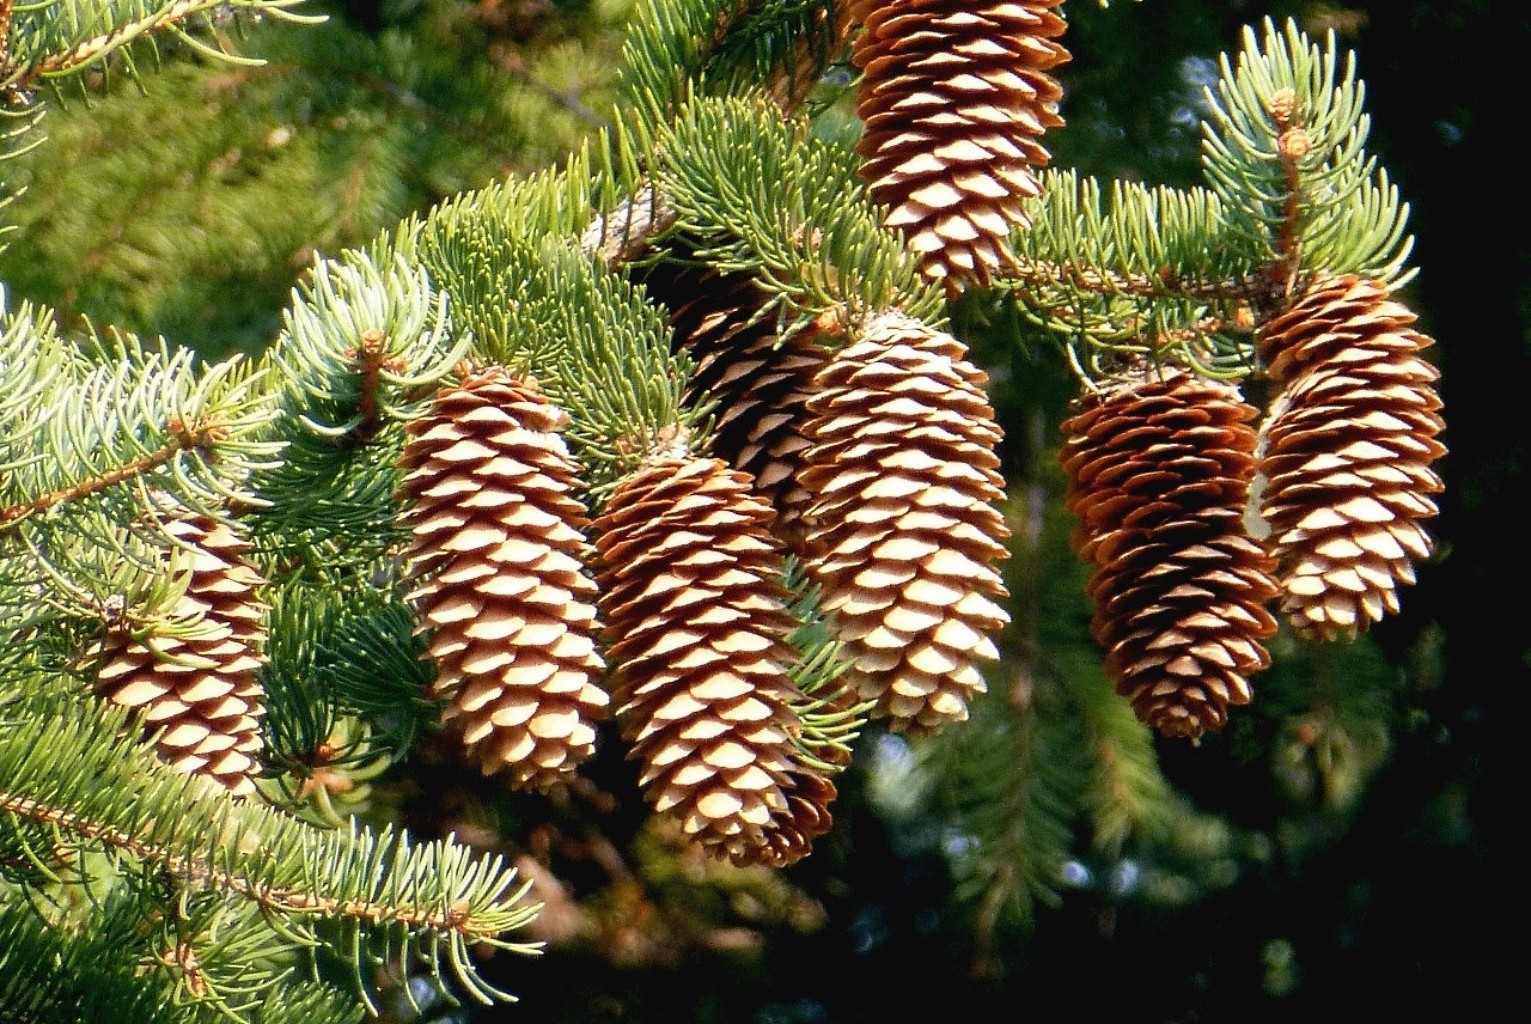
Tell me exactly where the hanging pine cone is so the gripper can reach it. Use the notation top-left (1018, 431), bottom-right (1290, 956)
top-left (1256, 274), bottom-right (1446, 641)
top-left (798, 311), bottom-right (1011, 735)
top-left (593, 451), bottom-right (833, 867)
top-left (397, 369), bottom-right (608, 792)
top-left (1060, 368), bottom-right (1279, 739)
top-left (639, 256), bottom-right (831, 550)
top-left (90, 511), bottom-right (268, 796)
top-left (851, 0), bottom-right (1070, 292)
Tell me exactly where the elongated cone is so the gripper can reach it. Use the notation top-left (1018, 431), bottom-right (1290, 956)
top-left (397, 369), bottom-right (608, 791)
top-left (798, 311), bottom-right (1011, 735)
top-left (639, 257), bottom-right (832, 550)
top-left (851, 0), bottom-right (1070, 293)
top-left (91, 512), bottom-right (267, 796)
top-left (1257, 275), bottom-right (1446, 640)
top-left (594, 452), bottom-right (833, 867)
top-left (1060, 369), bottom-right (1279, 739)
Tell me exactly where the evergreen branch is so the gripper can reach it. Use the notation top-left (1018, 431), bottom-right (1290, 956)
top-left (409, 193), bottom-right (701, 492)
top-left (932, 676), bottom-right (1086, 936)
top-left (781, 558), bottom-right (865, 770)
top-left (0, 692), bottom-right (542, 1008)
top-left (1068, 664), bottom-right (1172, 853)
top-left (1201, 18), bottom-right (1414, 293)
top-left (0, 414), bottom-right (224, 528)
top-left (5, 0), bottom-right (319, 90)
top-left (655, 93), bottom-right (943, 337)
top-left (0, 331), bottom-right (280, 530)
top-left (245, 249), bottom-right (464, 568)
top-left (390, 142), bottom-right (609, 274)
top-left (0, 895), bottom-right (185, 1024)
top-left (619, 0), bottom-right (844, 126)
top-left (0, 295), bottom-right (79, 458)
top-left (260, 574), bottom-right (434, 800)
top-left (0, 884), bottom-right (370, 1023)
top-left (992, 170), bottom-right (1265, 379)
top-left (1009, 170), bottom-right (1256, 302)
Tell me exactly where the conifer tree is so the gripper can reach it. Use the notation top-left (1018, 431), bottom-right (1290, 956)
top-left (0, 1), bottom-right (1447, 1021)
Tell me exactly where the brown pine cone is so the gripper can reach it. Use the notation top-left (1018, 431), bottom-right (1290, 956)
top-left (851, 0), bottom-right (1070, 292)
top-left (90, 512), bottom-right (267, 796)
top-left (594, 452), bottom-right (833, 867)
top-left (798, 311), bottom-right (1011, 735)
top-left (1256, 275), bottom-right (1445, 640)
top-left (639, 257), bottom-right (832, 550)
top-left (397, 369), bottom-right (608, 791)
top-left (1061, 368), bottom-right (1278, 739)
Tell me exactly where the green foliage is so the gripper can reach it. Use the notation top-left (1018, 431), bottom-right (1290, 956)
top-left (1, 0), bottom-right (628, 355)
top-left (0, 688), bottom-right (541, 1020)
top-left (616, 0), bottom-right (838, 126)
top-left (654, 93), bottom-right (943, 337)
top-left (1202, 18), bottom-right (1414, 288)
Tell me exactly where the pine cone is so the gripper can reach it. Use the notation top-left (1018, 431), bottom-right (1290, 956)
top-left (1257, 275), bottom-right (1445, 640)
top-left (1060, 369), bottom-right (1278, 739)
top-left (851, 0), bottom-right (1069, 292)
top-left (90, 512), bottom-right (267, 796)
top-left (594, 452), bottom-right (833, 867)
top-left (397, 369), bottom-right (608, 791)
top-left (798, 311), bottom-right (1011, 735)
top-left (640, 257), bottom-right (831, 549)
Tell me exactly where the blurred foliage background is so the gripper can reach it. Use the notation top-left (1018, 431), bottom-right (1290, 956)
top-left (1, 0), bottom-right (1519, 1019)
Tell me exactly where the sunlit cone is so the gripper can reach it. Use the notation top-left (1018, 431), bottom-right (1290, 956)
top-left (1257, 274), bottom-right (1445, 641)
top-left (90, 511), bottom-right (267, 796)
top-left (397, 369), bottom-right (608, 791)
top-left (851, 0), bottom-right (1070, 293)
top-left (1060, 368), bottom-right (1279, 739)
top-left (798, 311), bottom-right (1011, 735)
top-left (594, 452), bottom-right (833, 867)
top-left (639, 257), bottom-right (832, 550)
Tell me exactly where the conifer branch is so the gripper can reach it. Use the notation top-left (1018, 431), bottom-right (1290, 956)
top-left (8, 0), bottom-right (313, 90)
top-left (0, 692), bottom-right (541, 1008)
top-left (0, 415), bottom-right (225, 529)
top-left (1, 785), bottom-right (519, 940)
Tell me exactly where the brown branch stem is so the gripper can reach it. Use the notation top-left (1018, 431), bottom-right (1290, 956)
top-left (1268, 88), bottom-right (1308, 296)
top-left (0, 419), bottom-right (223, 529)
top-left (349, 328), bottom-right (400, 445)
top-left (20, 0), bottom-right (208, 88)
top-left (0, 791), bottom-right (498, 939)
top-left (1011, 256), bottom-right (1259, 305)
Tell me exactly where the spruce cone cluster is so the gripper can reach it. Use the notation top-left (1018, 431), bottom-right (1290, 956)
top-left (90, 512), bottom-right (268, 796)
top-left (1256, 275), bottom-right (1446, 640)
top-left (851, 0), bottom-right (1070, 292)
top-left (593, 452), bottom-right (833, 867)
top-left (640, 257), bottom-right (831, 550)
top-left (799, 311), bottom-right (1011, 735)
top-left (396, 369), bottom-right (608, 792)
top-left (1061, 369), bottom-right (1279, 739)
